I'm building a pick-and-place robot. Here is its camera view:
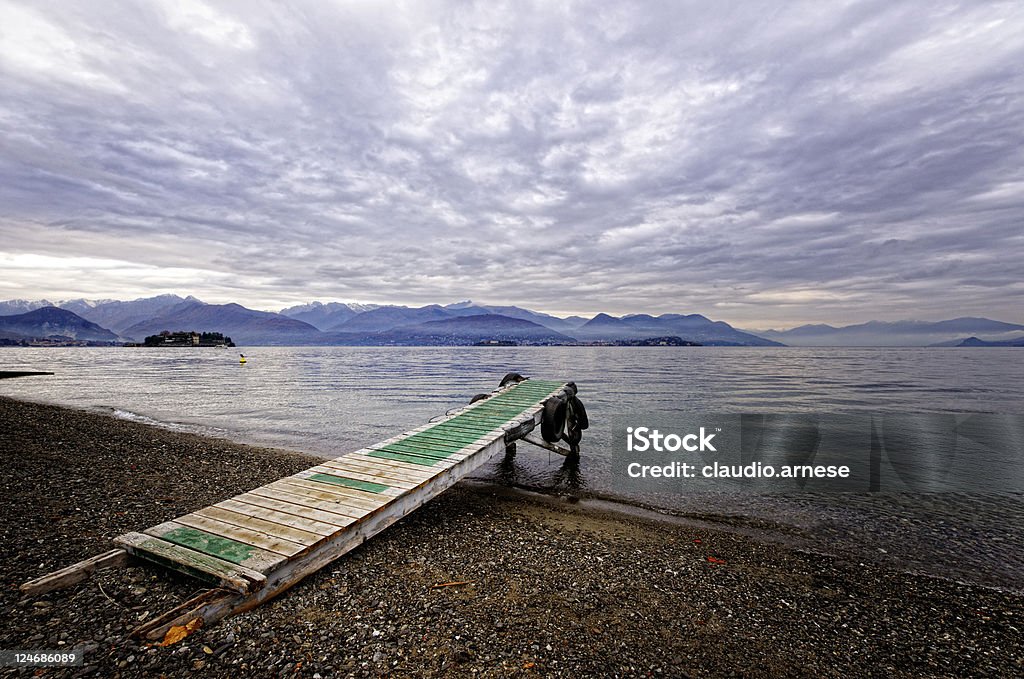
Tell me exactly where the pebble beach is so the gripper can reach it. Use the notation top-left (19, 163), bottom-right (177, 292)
top-left (1, 396), bottom-right (1021, 678)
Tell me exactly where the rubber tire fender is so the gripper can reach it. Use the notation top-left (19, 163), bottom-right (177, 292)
top-left (541, 394), bottom-right (568, 443)
top-left (568, 395), bottom-right (589, 430)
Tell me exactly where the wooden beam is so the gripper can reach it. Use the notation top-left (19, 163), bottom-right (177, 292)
top-left (115, 533), bottom-right (266, 594)
top-left (520, 434), bottom-right (576, 457)
top-left (19, 549), bottom-right (128, 596)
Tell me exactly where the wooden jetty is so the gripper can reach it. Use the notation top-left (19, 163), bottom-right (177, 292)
top-left (21, 378), bottom-right (577, 639)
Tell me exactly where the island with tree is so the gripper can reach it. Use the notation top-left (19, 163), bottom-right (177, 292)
top-left (141, 331), bottom-right (235, 347)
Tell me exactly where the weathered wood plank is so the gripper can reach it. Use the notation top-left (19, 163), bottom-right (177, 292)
top-left (249, 485), bottom-right (367, 520)
top-left (116, 533), bottom-right (265, 593)
top-left (216, 497), bottom-right (344, 536)
top-left (374, 439), bottom-right (462, 459)
top-left (194, 506), bottom-right (324, 547)
top-left (143, 521), bottom-right (287, 572)
top-left (304, 470), bottom-right (399, 496)
top-left (307, 466), bottom-right (410, 494)
top-left (173, 514), bottom-right (307, 557)
top-left (318, 459), bottom-right (425, 488)
top-left (268, 479), bottom-right (380, 513)
top-left (282, 477), bottom-right (389, 510)
top-left (19, 549), bottom-right (127, 596)
top-left (341, 450), bottom-right (449, 475)
top-left (232, 492), bottom-right (356, 529)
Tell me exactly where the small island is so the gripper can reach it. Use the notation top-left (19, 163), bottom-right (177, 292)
top-left (140, 331), bottom-right (235, 347)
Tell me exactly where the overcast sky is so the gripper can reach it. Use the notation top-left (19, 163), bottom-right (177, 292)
top-left (1, 1), bottom-right (1023, 327)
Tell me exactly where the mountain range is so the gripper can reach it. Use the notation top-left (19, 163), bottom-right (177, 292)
top-left (0, 307), bottom-right (119, 342)
top-left (754, 317), bottom-right (1024, 347)
top-left (0, 296), bottom-right (776, 346)
top-left (0, 296), bottom-right (1021, 347)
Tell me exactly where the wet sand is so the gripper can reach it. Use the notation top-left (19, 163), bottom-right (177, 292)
top-left (1, 396), bottom-right (1021, 677)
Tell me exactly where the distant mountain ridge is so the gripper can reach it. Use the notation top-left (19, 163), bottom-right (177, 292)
top-left (757, 317), bottom-right (1024, 346)
top-left (279, 301), bottom-right (380, 330)
top-left (942, 336), bottom-right (1024, 348)
top-left (120, 300), bottom-right (322, 345)
top-left (326, 314), bottom-right (574, 345)
top-left (576, 312), bottom-right (781, 346)
top-left (0, 307), bottom-right (119, 342)
top-left (4, 294), bottom-right (1018, 347)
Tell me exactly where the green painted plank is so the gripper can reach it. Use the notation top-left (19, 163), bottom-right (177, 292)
top-left (467, 401), bottom-right (536, 412)
top-left (425, 423), bottom-right (497, 436)
top-left (401, 433), bottom-right (481, 450)
top-left (403, 429), bottom-right (486, 447)
top-left (161, 526), bottom-right (256, 565)
top-left (434, 417), bottom-right (498, 429)
top-left (449, 414), bottom-right (515, 426)
top-left (377, 441), bottom-right (459, 458)
top-left (367, 449), bottom-right (441, 466)
top-left (308, 473), bottom-right (390, 494)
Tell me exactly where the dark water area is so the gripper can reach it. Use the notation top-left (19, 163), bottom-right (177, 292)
top-left (2, 346), bottom-right (1022, 590)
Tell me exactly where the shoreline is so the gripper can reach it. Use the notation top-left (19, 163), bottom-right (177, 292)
top-left (22, 393), bottom-right (1024, 596)
top-left (1, 396), bottom-right (1022, 677)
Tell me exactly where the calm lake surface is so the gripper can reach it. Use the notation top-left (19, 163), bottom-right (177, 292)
top-left (2, 346), bottom-right (1022, 590)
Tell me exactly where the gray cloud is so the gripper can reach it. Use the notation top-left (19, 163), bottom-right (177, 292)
top-left (1, 0), bottom-right (1023, 326)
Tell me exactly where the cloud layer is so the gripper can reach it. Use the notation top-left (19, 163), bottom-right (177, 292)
top-left (2, 0), bottom-right (1023, 326)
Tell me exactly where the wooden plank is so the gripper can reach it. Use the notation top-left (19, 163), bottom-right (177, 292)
top-left (271, 479), bottom-right (383, 512)
top-left (249, 485), bottom-right (368, 520)
top-left (194, 506), bottom-right (324, 547)
top-left (216, 497), bottom-right (344, 536)
top-left (116, 533), bottom-right (265, 594)
top-left (365, 449), bottom-right (441, 466)
top-left (448, 414), bottom-right (516, 427)
top-left (368, 443), bottom-right (454, 462)
top-left (392, 437), bottom-right (483, 457)
top-left (131, 588), bottom-right (230, 640)
top-left (404, 426), bottom-right (491, 446)
top-left (20, 549), bottom-right (127, 596)
top-left (330, 456), bottom-right (439, 483)
top-left (144, 521), bottom-right (287, 572)
top-left (305, 471), bottom-right (394, 495)
top-left (342, 450), bottom-right (455, 474)
top-left (375, 439), bottom-right (462, 459)
top-left (318, 459), bottom-right (426, 488)
top-left (308, 465), bottom-right (412, 493)
top-left (344, 451), bottom-right (452, 473)
top-left (232, 492), bottom-right (356, 529)
top-left (173, 514), bottom-right (307, 557)
top-left (368, 445), bottom-right (473, 467)
top-left (282, 477), bottom-right (389, 510)
top-left (431, 418), bottom-right (499, 432)
top-left (462, 400), bottom-right (535, 413)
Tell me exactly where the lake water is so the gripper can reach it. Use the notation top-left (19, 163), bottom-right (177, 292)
top-left (2, 346), bottom-right (1022, 590)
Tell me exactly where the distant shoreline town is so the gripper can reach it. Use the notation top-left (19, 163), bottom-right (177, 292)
top-left (1, 296), bottom-right (1022, 348)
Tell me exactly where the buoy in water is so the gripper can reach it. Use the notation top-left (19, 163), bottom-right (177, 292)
top-left (239, 353), bottom-right (247, 364)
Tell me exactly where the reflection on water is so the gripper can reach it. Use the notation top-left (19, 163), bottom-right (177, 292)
top-left (1, 345), bottom-right (1023, 589)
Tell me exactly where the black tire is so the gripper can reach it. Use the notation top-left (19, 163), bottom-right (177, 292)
top-left (568, 396), bottom-right (589, 430)
top-left (469, 393), bottom-right (490, 404)
top-left (561, 422), bottom-right (582, 454)
top-left (541, 394), bottom-right (568, 443)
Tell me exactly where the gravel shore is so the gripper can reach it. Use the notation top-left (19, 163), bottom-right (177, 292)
top-left (1, 396), bottom-right (1021, 678)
